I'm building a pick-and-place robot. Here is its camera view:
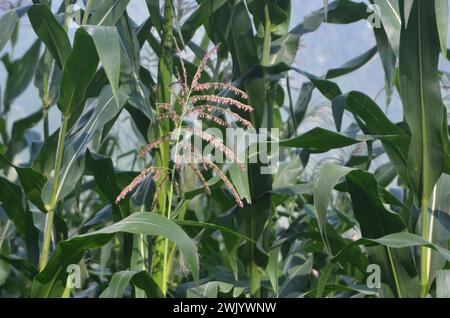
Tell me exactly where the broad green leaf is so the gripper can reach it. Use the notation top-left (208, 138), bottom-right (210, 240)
top-left (42, 86), bottom-right (128, 206)
top-left (57, 28), bottom-right (99, 116)
top-left (346, 170), bottom-right (421, 298)
top-left (399, 0), bottom-right (445, 201)
top-left (27, 4), bottom-right (71, 68)
top-left (344, 91), bottom-right (409, 182)
top-left (0, 9), bottom-right (19, 52)
top-left (31, 212), bottom-right (199, 297)
top-left (346, 170), bottom-right (407, 237)
top-left (89, 0), bottom-right (131, 26)
top-left (84, 26), bottom-right (121, 107)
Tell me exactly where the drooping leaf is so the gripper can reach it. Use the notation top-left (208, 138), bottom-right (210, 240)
top-left (31, 212), bottom-right (199, 297)
top-left (27, 4), bottom-right (71, 68)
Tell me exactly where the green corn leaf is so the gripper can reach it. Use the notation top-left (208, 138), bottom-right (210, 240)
top-left (279, 127), bottom-right (374, 152)
top-left (27, 4), bottom-right (71, 69)
top-left (42, 86), bottom-right (128, 206)
top-left (89, 0), bottom-right (131, 26)
top-left (31, 212), bottom-right (199, 297)
top-left (84, 26), bottom-right (122, 107)
top-left (399, 0), bottom-right (445, 200)
top-left (57, 27), bottom-right (99, 116)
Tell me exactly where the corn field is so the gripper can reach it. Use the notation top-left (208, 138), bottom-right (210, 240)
top-left (0, 0), bottom-right (449, 300)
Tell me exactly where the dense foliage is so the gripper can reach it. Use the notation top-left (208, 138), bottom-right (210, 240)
top-left (0, 0), bottom-right (449, 298)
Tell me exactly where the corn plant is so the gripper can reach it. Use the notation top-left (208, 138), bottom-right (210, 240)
top-left (0, 0), bottom-right (449, 299)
